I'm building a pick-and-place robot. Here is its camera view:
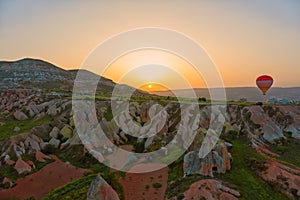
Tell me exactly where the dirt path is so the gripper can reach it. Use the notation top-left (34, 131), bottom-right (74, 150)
top-left (0, 155), bottom-right (90, 200)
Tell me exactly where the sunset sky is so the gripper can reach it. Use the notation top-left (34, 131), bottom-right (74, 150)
top-left (0, 0), bottom-right (299, 90)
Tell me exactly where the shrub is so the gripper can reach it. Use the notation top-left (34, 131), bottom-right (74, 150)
top-left (152, 182), bottom-right (162, 189)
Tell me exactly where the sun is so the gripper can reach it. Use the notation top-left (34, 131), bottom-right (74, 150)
top-left (148, 84), bottom-right (152, 89)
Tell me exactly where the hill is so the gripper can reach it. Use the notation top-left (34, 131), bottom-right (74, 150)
top-left (0, 58), bottom-right (146, 96)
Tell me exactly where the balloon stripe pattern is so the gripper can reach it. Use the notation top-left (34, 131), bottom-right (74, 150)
top-left (256, 75), bottom-right (273, 95)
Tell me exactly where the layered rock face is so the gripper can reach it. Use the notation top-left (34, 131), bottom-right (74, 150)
top-left (182, 179), bottom-right (240, 200)
top-left (183, 141), bottom-right (231, 177)
top-left (259, 161), bottom-right (300, 199)
top-left (0, 58), bottom-right (72, 89)
top-left (87, 174), bottom-right (120, 200)
top-left (227, 105), bottom-right (300, 143)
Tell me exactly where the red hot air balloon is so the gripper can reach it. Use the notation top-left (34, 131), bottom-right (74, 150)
top-left (256, 75), bottom-right (273, 95)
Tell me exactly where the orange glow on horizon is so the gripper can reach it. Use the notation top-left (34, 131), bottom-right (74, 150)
top-left (139, 83), bottom-right (169, 92)
top-left (103, 49), bottom-right (207, 90)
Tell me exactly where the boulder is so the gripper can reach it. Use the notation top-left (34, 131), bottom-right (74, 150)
top-left (2, 177), bottom-right (13, 188)
top-left (60, 125), bottom-right (73, 139)
top-left (61, 129), bottom-right (81, 147)
top-left (49, 127), bottom-right (60, 138)
top-left (13, 111), bottom-right (28, 121)
top-left (47, 104), bottom-right (60, 116)
top-left (40, 142), bottom-right (49, 150)
top-left (24, 136), bottom-right (41, 151)
top-left (49, 138), bottom-right (60, 148)
top-left (87, 174), bottom-right (120, 200)
top-left (13, 126), bottom-right (20, 132)
top-left (26, 160), bottom-right (36, 169)
top-left (14, 157), bottom-right (32, 174)
top-left (5, 159), bottom-right (15, 166)
top-left (35, 150), bottom-right (51, 162)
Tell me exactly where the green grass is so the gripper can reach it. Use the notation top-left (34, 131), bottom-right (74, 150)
top-left (42, 171), bottom-right (125, 200)
top-left (0, 164), bottom-right (19, 185)
top-left (216, 138), bottom-right (289, 200)
top-left (42, 174), bottom-right (97, 200)
top-left (41, 144), bottom-right (125, 199)
top-left (165, 156), bottom-right (203, 198)
top-left (166, 137), bottom-right (290, 199)
top-left (152, 182), bottom-right (162, 189)
top-left (0, 116), bottom-right (54, 140)
top-left (268, 132), bottom-right (300, 168)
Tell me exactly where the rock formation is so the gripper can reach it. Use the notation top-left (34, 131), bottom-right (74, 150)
top-left (183, 141), bottom-right (231, 177)
top-left (87, 174), bottom-right (120, 200)
top-left (182, 179), bottom-right (240, 200)
top-left (14, 157), bottom-right (32, 174)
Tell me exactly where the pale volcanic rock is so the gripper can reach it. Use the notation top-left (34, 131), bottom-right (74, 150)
top-left (262, 120), bottom-right (285, 143)
top-left (14, 157), bottom-right (32, 174)
top-left (184, 142), bottom-right (231, 177)
top-left (259, 161), bottom-right (300, 199)
top-left (5, 159), bottom-right (15, 166)
top-left (24, 136), bottom-right (41, 151)
top-left (183, 179), bottom-right (240, 200)
top-left (87, 174), bottom-right (120, 200)
top-left (26, 160), bottom-right (36, 169)
top-left (35, 151), bottom-right (51, 162)
top-left (2, 177), bottom-right (13, 188)
top-left (49, 127), bottom-right (60, 138)
top-left (13, 126), bottom-right (20, 132)
top-left (49, 137), bottom-right (60, 148)
top-left (60, 125), bottom-right (73, 139)
top-left (13, 110), bottom-right (28, 121)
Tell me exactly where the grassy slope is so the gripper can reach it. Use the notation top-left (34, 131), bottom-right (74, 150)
top-left (42, 171), bottom-right (125, 200)
top-left (166, 137), bottom-right (290, 200)
top-left (267, 132), bottom-right (300, 168)
top-left (0, 116), bottom-right (54, 140)
top-left (41, 174), bottom-right (96, 200)
top-left (216, 138), bottom-right (289, 200)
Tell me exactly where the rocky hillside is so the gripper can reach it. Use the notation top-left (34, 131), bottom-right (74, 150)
top-left (0, 58), bottom-right (71, 89)
top-left (0, 58), bottom-right (119, 92)
top-left (0, 87), bottom-right (300, 199)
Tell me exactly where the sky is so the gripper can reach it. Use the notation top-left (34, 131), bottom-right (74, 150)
top-left (0, 0), bottom-right (300, 90)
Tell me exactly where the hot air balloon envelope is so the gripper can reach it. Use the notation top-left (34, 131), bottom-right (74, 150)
top-left (256, 75), bottom-right (273, 95)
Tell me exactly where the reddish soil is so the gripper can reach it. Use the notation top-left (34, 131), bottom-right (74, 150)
top-left (119, 163), bottom-right (168, 200)
top-left (0, 155), bottom-right (90, 200)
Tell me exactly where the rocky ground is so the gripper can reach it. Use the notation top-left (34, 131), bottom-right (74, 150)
top-left (0, 87), bottom-right (300, 200)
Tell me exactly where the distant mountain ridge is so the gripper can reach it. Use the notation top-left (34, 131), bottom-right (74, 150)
top-left (152, 87), bottom-right (300, 102)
